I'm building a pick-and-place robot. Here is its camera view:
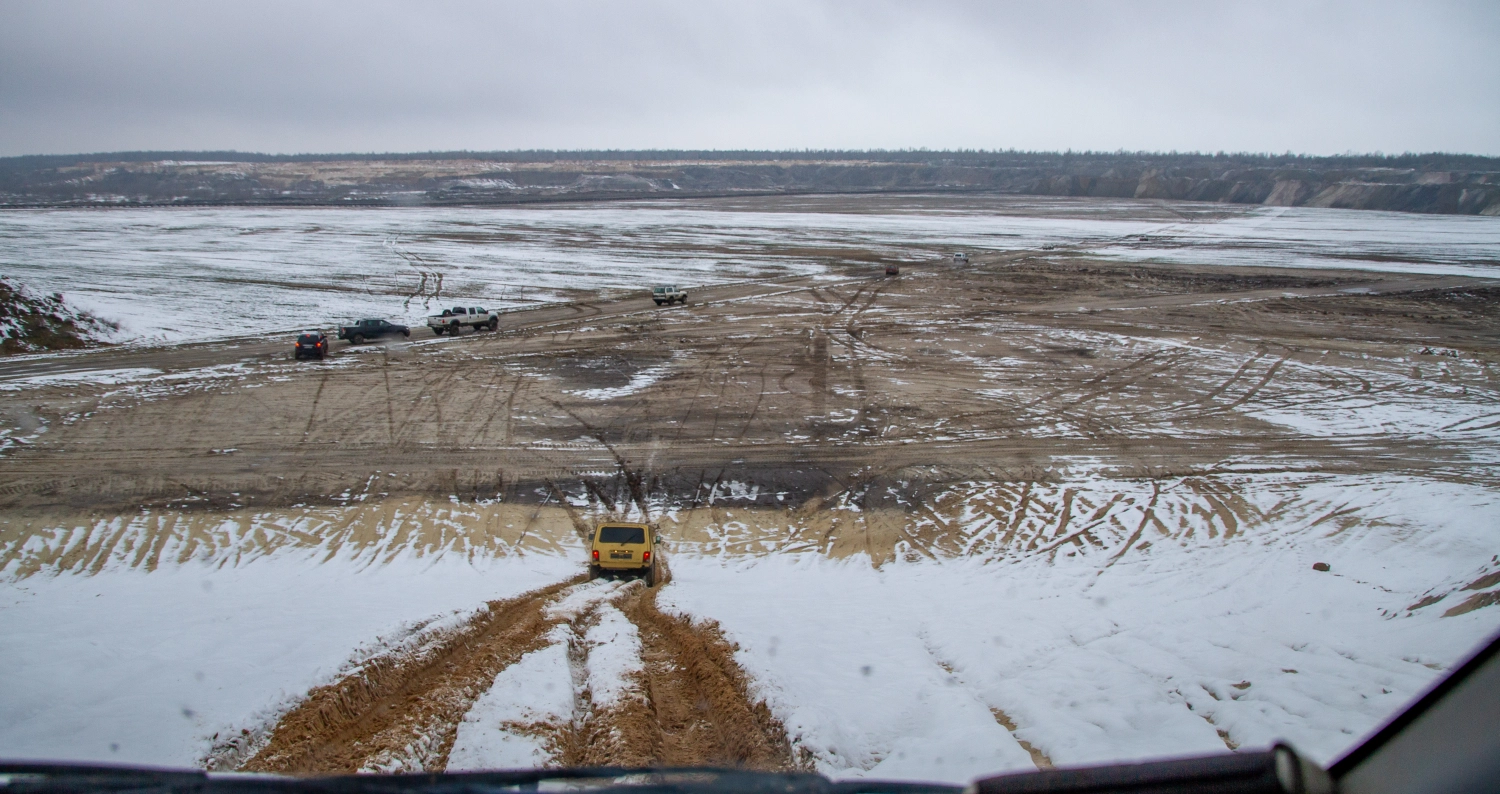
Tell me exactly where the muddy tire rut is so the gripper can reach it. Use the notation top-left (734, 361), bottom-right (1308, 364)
top-left (239, 574), bottom-right (797, 774)
top-left (240, 577), bottom-right (583, 774)
top-left (562, 583), bottom-right (798, 769)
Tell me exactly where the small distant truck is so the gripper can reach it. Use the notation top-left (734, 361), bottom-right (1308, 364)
top-left (651, 285), bottom-right (688, 305)
top-left (427, 306), bottom-right (499, 335)
top-left (953, 252), bottom-right (970, 264)
top-left (338, 318), bottom-right (410, 344)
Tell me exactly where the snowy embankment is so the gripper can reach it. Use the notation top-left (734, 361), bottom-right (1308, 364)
top-left (0, 276), bottom-right (117, 354)
top-left (0, 473), bottom-right (1496, 779)
top-left (658, 476), bottom-right (1500, 782)
top-left (0, 552), bottom-right (578, 767)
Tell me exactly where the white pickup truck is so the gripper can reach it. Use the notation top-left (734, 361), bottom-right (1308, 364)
top-left (651, 285), bottom-right (689, 305)
top-left (427, 306), bottom-right (499, 335)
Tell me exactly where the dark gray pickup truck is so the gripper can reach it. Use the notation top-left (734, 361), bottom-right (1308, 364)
top-left (337, 318), bottom-right (410, 344)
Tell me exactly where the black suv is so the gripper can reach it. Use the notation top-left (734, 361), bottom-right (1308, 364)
top-left (294, 331), bottom-right (328, 360)
top-left (338, 318), bottom-right (410, 344)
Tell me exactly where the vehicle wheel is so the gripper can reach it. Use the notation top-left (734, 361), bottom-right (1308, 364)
top-left (450, 322), bottom-right (461, 334)
top-left (351, 334), bottom-right (364, 344)
top-left (317, 352), bottom-right (325, 360)
top-left (644, 564), bottom-right (657, 587)
top-left (488, 318), bottom-right (499, 331)
top-left (402, 329), bottom-right (410, 338)
top-left (588, 565), bottom-right (601, 581)
top-left (433, 327), bottom-right (444, 336)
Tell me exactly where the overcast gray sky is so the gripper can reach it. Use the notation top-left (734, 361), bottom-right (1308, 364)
top-left (1, 0), bottom-right (1496, 157)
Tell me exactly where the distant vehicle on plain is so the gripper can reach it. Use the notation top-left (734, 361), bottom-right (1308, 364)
top-left (337, 318), bottom-right (410, 344)
top-left (652, 285), bottom-right (688, 305)
top-left (293, 331), bottom-right (328, 360)
top-left (428, 306), bottom-right (499, 335)
top-left (953, 252), bottom-right (969, 264)
top-left (885, 264), bottom-right (900, 276)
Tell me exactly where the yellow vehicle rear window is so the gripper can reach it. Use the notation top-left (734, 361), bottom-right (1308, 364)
top-left (598, 526), bottom-right (646, 544)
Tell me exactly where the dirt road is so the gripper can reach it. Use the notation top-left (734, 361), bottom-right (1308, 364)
top-left (227, 575), bottom-right (797, 774)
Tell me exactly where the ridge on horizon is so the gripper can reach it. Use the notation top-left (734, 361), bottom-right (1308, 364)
top-left (5, 148), bottom-right (1498, 216)
top-left (5, 148), bottom-right (1500, 172)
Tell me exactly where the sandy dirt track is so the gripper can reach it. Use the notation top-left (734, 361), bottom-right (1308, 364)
top-left (238, 577), bottom-right (583, 773)
top-left (231, 574), bottom-right (797, 774)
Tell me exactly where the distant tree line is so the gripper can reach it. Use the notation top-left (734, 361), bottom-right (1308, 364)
top-left (3, 149), bottom-right (1498, 215)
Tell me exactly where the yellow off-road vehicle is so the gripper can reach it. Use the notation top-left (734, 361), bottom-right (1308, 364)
top-left (588, 522), bottom-right (661, 585)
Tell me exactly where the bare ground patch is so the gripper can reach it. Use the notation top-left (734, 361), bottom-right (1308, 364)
top-left (2, 262), bottom-right (1496, 516)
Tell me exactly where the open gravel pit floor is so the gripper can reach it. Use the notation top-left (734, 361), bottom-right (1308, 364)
top-left (1, 258), bottom-right (1498, 513)
top-left (2, 197), bottom-right (1499, 779)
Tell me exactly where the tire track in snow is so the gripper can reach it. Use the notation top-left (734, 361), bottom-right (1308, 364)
top-left (239, 576), bottom-right (585, 774)
top-left (236, 570), bottom-right (799, 774)
top-left (608, 580), bottom-right (800, 769)
top-left (450, 576), bottom-right (800, 770)
top-left (925, 645), bottom-right (1053, 771)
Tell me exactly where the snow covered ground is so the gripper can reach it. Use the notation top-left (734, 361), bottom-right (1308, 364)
top-left (1093, 207), bottom-right (1500, 278)
top-left (1, 471), bottom-right (1496, 780)
top-left (2, 202), bottom-right (1494, 345)
top-left (0, 552), bottom-right (577, 767)
top-left (660, 474), bottom-right (1500, 780)
top-left (1, 198), bottom-right (1498, 779)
